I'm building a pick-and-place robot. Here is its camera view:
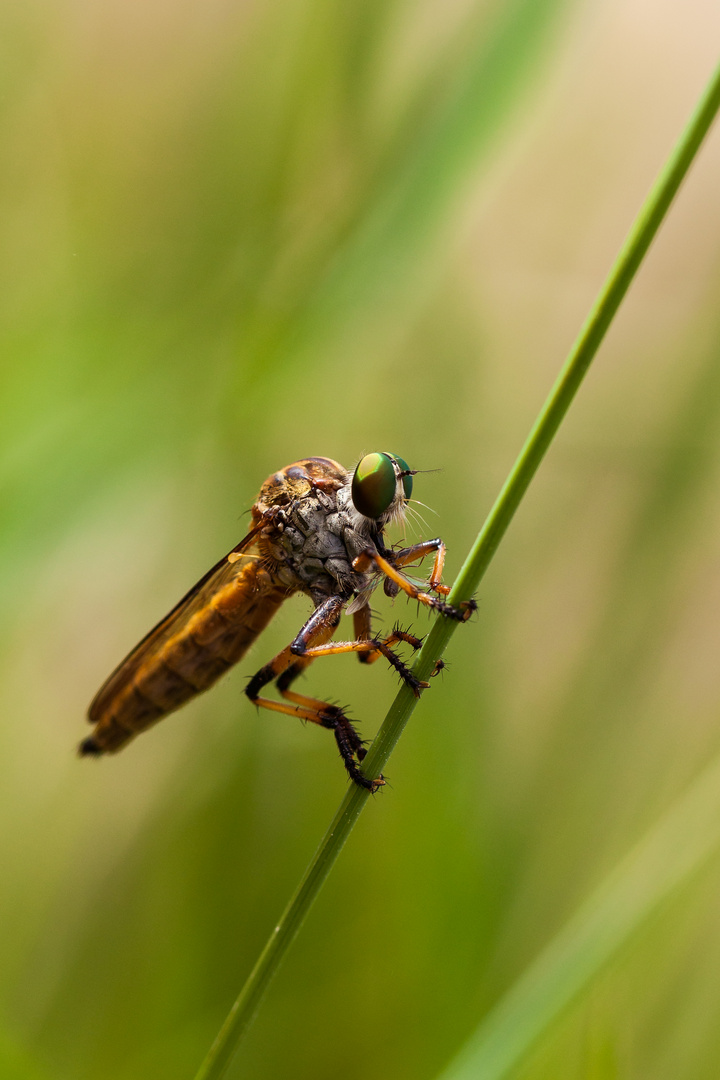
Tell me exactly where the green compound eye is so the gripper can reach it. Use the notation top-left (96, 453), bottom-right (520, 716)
top-left (351, 452), bottom-right (397, 519)
top-left (351, 452), bottom-right (413, 518)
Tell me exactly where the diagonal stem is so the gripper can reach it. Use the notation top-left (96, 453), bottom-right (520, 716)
top-left (193, 58), bottom-right (720, 1080)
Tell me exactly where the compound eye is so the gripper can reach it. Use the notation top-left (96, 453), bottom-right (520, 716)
top-left (351, 453), bottom-right (397, 519)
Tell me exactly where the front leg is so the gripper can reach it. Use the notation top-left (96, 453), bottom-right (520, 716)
top-left (391, 538), bottom-right (451, 595)
top-left (353, 547), bottom-right (475, 621)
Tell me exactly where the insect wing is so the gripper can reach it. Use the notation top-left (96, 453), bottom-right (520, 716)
top-left (88, 524), bottom-right (265, 724)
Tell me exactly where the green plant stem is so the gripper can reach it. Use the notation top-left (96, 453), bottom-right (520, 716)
top-left (194, 59), bottom-right (720, 1080)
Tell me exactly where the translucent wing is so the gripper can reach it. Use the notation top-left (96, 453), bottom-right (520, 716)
top-left (85, 520), bottom-right (290, 751)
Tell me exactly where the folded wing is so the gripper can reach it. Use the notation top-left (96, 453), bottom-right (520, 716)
top-left (84, 527), bottom-right (293, 753)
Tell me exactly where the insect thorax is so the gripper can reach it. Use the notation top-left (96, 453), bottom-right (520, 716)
top-left (262, 483), bottom-right (378, 602)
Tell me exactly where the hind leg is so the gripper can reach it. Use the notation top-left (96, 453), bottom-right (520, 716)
top-left (245, 595), bottom-right (382, 791)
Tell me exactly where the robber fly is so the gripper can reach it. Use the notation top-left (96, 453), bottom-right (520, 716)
top-left (81, 453), bottom-right (474, 791)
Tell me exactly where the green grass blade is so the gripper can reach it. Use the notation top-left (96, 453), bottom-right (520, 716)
top-left (434, 751), bottom-right (720, 1080)
top-left (236, 0), bottom-right (567, 385)
top-left (362, 53), bottom-right (720, 795)
top-left (193, 57), bottom-right (720, 1080)
top-left (449, 55), bottom-right (720, 604)
top-left (295, 0), bottom-right (566, 330)
top-left (193, 785), bottom-right (372, 1080)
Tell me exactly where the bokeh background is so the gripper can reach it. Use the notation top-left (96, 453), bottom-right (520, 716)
top-left (2, 0), bottom-right (720, 1077)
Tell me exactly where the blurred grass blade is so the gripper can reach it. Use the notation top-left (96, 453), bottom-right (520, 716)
top-left (299, 0), bottom-right (565, 319)
top-left (434, 752), bottom-right (720, 1080)
top-left (0, 1029), bottom-right (51, 1080)
top-left (240, 0), bottom-right (567, 380)
top-left (194, 57), bottom-right (720, 1080)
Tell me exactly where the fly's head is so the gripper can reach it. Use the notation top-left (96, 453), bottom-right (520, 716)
top-left (349, 452), bottom-right (415, 530)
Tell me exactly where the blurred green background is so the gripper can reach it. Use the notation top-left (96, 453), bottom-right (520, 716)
top-left (2, 1), bottom-right (720, 1077)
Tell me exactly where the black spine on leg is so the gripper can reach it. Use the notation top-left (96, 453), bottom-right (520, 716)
top-left (391, 624), bottom-right (424, 649)
top-left (375, 642), bottom-right (425, 696)
top-left (433, 597), bottom-right (477, 621)
top-left (333, 722), bottom-right (374, 790)
top-left (317, 707), bottom-right (374, 789)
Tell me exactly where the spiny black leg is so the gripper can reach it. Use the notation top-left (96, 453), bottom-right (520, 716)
top-left (275, 662), bottom-right (362, 760)
top-left (373, 641), bottom-right (429, 698)
top-left (390, 624), bottom-right (424, 649)
top-left (245, 593), bottom-right (387, 792)
top-left (274, 650), bottom-right (380, 788)
top-left (435, 596), bottom-right (477, 622)
top-left (318, 706), bottom-right (382, 790)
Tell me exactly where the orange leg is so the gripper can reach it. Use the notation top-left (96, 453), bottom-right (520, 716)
top-left (347, 603), bottom-right (427, 669)
top-left (353, 604), bottom-right (374, 664)
top-left (353, 548), bottom-right (475, 621)
top-left (298, 631), bottom-right (428, 695)
top-left (355, 626), bottom-right (425, 668)
top-left (245, 596), bottom-right (384, 791)
top-left (392, 539), bottom-right (450, 594)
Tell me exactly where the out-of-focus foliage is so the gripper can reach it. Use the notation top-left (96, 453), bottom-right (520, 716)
top-left (2, 1), bottom-right (720, 1078)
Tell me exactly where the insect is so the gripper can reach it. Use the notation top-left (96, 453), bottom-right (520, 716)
top-left (81, 453), bottom-right (474, 791)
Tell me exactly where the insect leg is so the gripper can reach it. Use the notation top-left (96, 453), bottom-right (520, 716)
top-left (353, 605), bottom-right (424, 668)
top-left (391, 538), bottom-right (450, 594)
top-left (353, 604), bottom-right (374, 664)
top-left (295, 600), bottom-right (425, 692)
top-left (245, 596), bottom-right (383, 792)
top-left (298, 633), bottom-right (427, 694)
top-left (353, 548), bottom-right (475, 621)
